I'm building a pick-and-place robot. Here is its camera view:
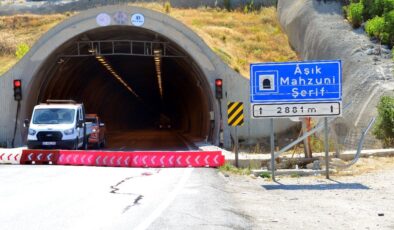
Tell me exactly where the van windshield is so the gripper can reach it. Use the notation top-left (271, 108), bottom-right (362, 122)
top-left (32, 109), bottom-right (75, 124)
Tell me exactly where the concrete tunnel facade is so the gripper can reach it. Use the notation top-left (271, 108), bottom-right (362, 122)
top-left (0, 5), bottom-right (294, 148)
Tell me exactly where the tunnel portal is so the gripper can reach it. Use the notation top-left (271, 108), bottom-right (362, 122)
top-left (29, 26), bottom-right (213, 148)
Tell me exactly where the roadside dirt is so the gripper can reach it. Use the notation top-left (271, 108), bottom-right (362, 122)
top-left (333, 157), bottom-right (394, 176)
top-left (223, 158), bottom-right (394, 229)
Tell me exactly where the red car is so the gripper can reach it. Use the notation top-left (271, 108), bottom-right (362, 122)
top-left (85, 114), bottom-right (106, 148)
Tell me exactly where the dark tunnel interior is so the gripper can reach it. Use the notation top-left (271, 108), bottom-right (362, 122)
top-left (32, 26), bottom-right (213, 144)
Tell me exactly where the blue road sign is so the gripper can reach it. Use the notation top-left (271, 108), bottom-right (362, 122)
top-left (250, 60), bottom-right (342, 103)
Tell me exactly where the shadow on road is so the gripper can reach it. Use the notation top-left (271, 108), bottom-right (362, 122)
top-left (261, 182), bottom-right (370, 190)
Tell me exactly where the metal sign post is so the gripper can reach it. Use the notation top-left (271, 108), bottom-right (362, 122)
top-left (227, 102), bottom-right (244, 168)
top-left (234, 126), bottom-right (239, 167)
top-left (324, 117), bottom-right (330, 179)
top-left (270, 118), bottom-right (276, 181)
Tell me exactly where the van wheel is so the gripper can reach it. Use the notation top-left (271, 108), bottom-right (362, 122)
top-left (74, 138), bottom-right (79, 150)
top-left (82, 136), bottom-right (88, 150)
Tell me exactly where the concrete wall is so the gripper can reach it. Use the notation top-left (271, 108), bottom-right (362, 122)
top-left (277, 0), bottom-right (394, 148)
top-left (0, 5), bottom-right (293, 148)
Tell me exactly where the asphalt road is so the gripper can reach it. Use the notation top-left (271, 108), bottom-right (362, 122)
top-left (0, 165), bottom-right (251, 230)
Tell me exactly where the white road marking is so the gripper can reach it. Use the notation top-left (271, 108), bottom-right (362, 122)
top-left (134, 168), bottom-right (194, 230)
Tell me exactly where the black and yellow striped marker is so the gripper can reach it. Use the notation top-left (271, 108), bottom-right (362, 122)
top-left (227, 102), bottom-right (244, 126)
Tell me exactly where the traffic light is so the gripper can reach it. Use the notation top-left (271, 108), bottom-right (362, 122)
top-left (13, 79), bottom-right (22, 101)
top-left (215, 78), bottom-right (223, 99)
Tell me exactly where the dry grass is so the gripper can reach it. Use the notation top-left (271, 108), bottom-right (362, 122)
top-left (0, 4), bottom-right (297, 77)
top-left (132, 3), bottom-right (298, 77)
top-left (0, 55), bottom-right (18, 75)
top-left (0, 13), bottom-right (70, 75)
top-left (0, 14), bottom-right (69, 55)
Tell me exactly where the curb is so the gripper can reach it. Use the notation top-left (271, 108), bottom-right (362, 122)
top-left (251, 169), bottom-right (335, 176)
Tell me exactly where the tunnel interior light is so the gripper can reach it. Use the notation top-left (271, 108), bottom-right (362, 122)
top-left (95, 55), bottom-right (141, 100)
top-left (88, 48), bottom-right (97, 54)
top-left (153, 49), bottom-right (163, 100)
top-left (88, 43), bottom-right (98, 54)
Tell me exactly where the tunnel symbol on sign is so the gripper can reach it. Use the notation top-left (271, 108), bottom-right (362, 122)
top-left (258, 74), bottom-right (275, 91)
top-left (263, 79), bottom-right (271, 89)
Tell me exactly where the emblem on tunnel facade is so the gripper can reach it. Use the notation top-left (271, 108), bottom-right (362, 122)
top-left (131, 13), bottom-right (145, 27)
top-left (113, 11), bottom-right (128, 25)
top-left (96, 13), bottom-right (111, 26)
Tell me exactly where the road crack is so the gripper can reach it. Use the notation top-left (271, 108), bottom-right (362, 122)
top-left (109, 171), bottom-right (159, 214)
top-left (122, 195), bottom-right (144, 214)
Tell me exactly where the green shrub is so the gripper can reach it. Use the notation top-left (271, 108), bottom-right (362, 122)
top-left (219, 162), bottom-right (252, 175)
top-left (383, 0), bottom-right (394, 14)
top-left (373, 96), bottom-right (394, 147)
top-left (362, 0), bottom-right (383, 19)
top-left (384, 10), bottom-right (394, 46)
top-left (392, 48), bottom-right (394, 60)
top-left (348, 2), bottom-right (364, 28)
top-left (163, 1), bottom-right (171, 14)
top-left (365, 16), bottom-right (385, 39)
top-left (259, 172), bottom-right (271, 178)
top-left (361, 0), bottom-right (394, 19)
top-left (15, 43), bottom-right (29, 59)
top-left (290, 173), bottom-right (301, 178)
top-left (243, 0), bottom-right (255, 14)
top-left (343, 5), bottom-right (349, 18)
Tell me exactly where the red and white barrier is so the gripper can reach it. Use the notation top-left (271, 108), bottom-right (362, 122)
top-left (20, 149), bottom-right (59, 165)
top-left (18, 150), bottom-right (225, 168)
top-left (0, 148), bottom-right (24, 164)
top-left (57, 150), bottom-right (96, 166)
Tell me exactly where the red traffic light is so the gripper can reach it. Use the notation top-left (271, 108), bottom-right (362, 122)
top-left (215, 79), bottom-right (223, 86)
top-left (14, 80), bottom-right (21, 88)
top-left (13, 80), bottom-right (22, 101)
top-left (215, 78), bottom-right (223, 99)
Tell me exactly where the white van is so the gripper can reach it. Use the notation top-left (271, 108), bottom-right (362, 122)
top-left (25, 100), bottom-right (92, 150)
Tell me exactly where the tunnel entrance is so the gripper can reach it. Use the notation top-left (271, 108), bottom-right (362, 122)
top-left (32, 26), bottom-right (213, 150)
